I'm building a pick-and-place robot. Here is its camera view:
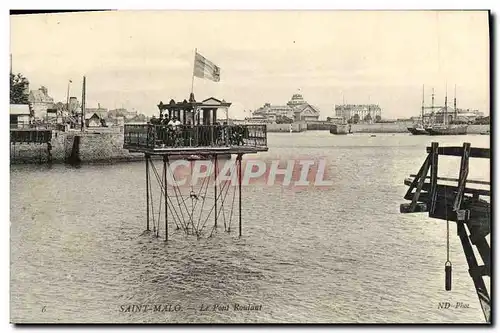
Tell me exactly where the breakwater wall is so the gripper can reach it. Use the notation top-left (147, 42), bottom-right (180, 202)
top-left (266, 123), bottom-right (307, 133)
top-left (265, 122), bottom-right (490, 134)
top-left (306, 121), bottom-right (332, 131)
top-left (350, 123), bottom-right (490, 134)
top-left (265, 121), bottom-right (411, 133)
top-left (350, 123), bottom-right (409, 133)
top-left (464, 125), bottom-right (490, 134)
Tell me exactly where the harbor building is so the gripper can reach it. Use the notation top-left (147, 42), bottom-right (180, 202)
top-left (432, 107), bottom-right (484, 124)
top-left (252, 93), bottom-right (320, 123)
top-left (252, 103), bottom-right (293, 122)
top-left (85, 112), bottom-right (105, 127)
top-left (108, 108), bottom-right (144, 122)
top-left (10, 104), bottom-right (31, 128)
top-left (68, 97), bottom-right (80, 115)
top-left (28, 86), bottom-right (54, 120)
top-left (334, 104), bottom-right (382, 124)
top-left (85, 104), bottom-right (108, 119)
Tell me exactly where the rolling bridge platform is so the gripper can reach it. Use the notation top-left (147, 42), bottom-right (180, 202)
top-left (123, 94), bottom-right (268, 241)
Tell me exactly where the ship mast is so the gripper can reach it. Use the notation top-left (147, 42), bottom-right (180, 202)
top-left (444, 84), bottom-right (448, 126)
top-left (454, 84), bottom-right (457, 121)
top-left (81, 76), bottom-right (86, 131)
top-left (421, 84), bottom-right (425, 126)
top-left (431, 88), bottom-right (435, 126)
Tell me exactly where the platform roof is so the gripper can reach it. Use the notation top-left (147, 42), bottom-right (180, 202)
top-left (157, 96), bottom-right (231, 111)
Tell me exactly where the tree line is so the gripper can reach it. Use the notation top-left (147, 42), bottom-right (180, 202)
top-left (10, 72), bottom-right (29, 104)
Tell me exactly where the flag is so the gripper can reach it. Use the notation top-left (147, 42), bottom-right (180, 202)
top-left (193, 51), bottom-right (220, 82)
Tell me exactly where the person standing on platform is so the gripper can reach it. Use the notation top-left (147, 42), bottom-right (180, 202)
top-left (168, 117), bottom-right (175, 127)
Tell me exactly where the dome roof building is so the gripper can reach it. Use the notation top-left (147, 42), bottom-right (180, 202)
top-left (251, 92), bottom-right (320, 123)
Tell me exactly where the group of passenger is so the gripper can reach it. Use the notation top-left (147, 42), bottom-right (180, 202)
top-left (147, 114), bottom-right (247, 147)
top-left (150, 114), bottom-right (182, 128)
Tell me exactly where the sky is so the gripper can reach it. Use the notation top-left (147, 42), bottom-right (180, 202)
top-left (10, 10), bottom-right (490, 119)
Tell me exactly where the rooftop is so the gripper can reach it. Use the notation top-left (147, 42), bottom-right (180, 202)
top-left (10, 104), bottom-right (31, 115)
top-left (28, 87), bottom-right (54, 104)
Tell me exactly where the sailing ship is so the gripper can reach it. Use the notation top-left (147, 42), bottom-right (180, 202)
top-left (425, 85), bottom-right (467, 136)
top-left (426, 124), bottom-right (468, 135)
top-left (407, 85), bottom-right (429, 135)
top-left (407, 125), bottom-right (427, 135)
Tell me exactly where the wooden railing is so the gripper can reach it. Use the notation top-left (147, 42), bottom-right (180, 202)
top-left (10, 123), bottom-right (66, 131)
top-left (123, 124), bottom-right (267, 150)
top-left (10, 129), bottom-right (52, 144)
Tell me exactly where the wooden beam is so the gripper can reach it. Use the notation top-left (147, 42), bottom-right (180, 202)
top-left (454, 143), bottom-right (471, 211)
top-left (404, 192), bottom-right (490, 224)
top-left (404, 154), bottom-right (431, 202)
top-left (400, 202), bottom-right (428, 213)
top-left (426, 146), bottom-right (490, 159)
top-left (469, 230), bottom-right (491, 244)
top-left (457, 223), bottom-right (490, 322)
top-left (404, 179), bottom-right (490, 197)
top-left (409, 175), bottom-right (490, 186)
top-left (146, 154), bottom-right (150, 231)
top-left (468, 265), bottom-right (490, 277)
top-left (409, 155), bottom-right (430, 212)
top-left (407, 192), bottom-right (491, 224)
top-left (470, 237), bottom-right (490, 272)
top-left (429, 142), bottom-right (439, 214)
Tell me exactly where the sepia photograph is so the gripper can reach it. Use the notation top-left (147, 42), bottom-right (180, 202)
top-left (8, 9), bottom-right (491, 324)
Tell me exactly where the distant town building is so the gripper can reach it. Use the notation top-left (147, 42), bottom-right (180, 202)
top-left (108, 108), bottom-right (138, 120)
top-left (125, 114), bottom-right (147, 123)
top-left (68, 97), bottom-right (81, 115)
top-left (85, 103), bottom-right (108, 119)
top-left (287, 93), bottom-right (321, 121)
top-left (10, 104), bottom-right (31, 128)
top-left (85, 113), bottom-right (104, 127)
top-left (28, 86), bottom-right (54, 120)
top-left (252, 93), bottom-right (320, 122)
top-left (54, 102), bottom-right (66, 112)
top-left (334, 104), bottom-right (382, 124)
top-left (124, 109), bottom-right (138, 120)
top-left (46, 108), bottom-right (59, 123)
top-left (253, 103), bottom-right (292, 122)
top-left (114, 116), bottom-right (125, 127)
top-left (432, 107), bottom-right (484, 124)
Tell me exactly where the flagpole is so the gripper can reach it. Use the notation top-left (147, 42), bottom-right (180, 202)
top-left (191, 48), bottom-right (197, 95)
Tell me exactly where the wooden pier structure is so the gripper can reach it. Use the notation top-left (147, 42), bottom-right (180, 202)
top-left (123, 94), bottom-right (268, 240)
top-left (400, 142), bottom-right (491, 322)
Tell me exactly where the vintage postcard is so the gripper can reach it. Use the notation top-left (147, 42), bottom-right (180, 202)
top-left (9, 10), bottom-right (490, 324)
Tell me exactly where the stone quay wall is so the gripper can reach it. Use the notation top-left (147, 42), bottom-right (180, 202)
top-left (350, 123), bottom-right (490, 134)
top-left (266, 123), bottom-right (307, 133)
top-left (10, 128), bottom-right (144, 164)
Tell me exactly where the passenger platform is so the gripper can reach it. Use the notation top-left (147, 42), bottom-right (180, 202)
top-left (123, 123), bottom-right (268, 155)
top-left (123, 94), bottom-right (267, 155)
